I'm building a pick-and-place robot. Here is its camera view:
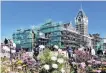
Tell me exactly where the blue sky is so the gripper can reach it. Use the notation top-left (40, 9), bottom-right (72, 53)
top-left (1, 1), bottom-right (106, 41)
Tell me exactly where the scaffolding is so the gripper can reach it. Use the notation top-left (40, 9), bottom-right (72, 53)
top-left (13, 29), bottom-right (35, 51)
top-left (13, 19), bottom-right (92, 51)
top-left (38, 19), bottom-right (81, 49)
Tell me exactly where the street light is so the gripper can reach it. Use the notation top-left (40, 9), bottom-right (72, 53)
top-left (9, 39), bottom-right (13, 63)
top-left (8, 39), bottom-right (16, 63)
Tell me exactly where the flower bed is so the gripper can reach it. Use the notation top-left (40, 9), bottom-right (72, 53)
top-left (38, 49), bottom-right (70, 73)
top-left (1, 48), bottom-right (106, 73)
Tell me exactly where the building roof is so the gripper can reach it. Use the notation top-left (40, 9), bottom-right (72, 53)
top-left (75, 8), bottom-right (87, 20)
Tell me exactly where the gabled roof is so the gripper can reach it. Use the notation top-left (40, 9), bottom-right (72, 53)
top-left (76, 8), bottom-right (87, 19)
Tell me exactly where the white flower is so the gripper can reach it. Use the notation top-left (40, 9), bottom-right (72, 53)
top-left (17, 66), bottom-right (22, 69)
top-left (88, 64), bottom-right (92, 67)
top-left (12, 59), bottom-right (16, 63)
top-left (53, 52), bottom-right (58, 57)
top-left (43, 64), bottom-right (50, 70)
top-left (9, 72), bottom-right (18, 73)
top-left (61, 68), bottom-right (65, 73)
top-left (57, 58), bottom-right (64, 64)
top-left (51, 56), bottom-right (57, 61)
top-left (52, 64), bottom-right (58, 69)
top-left (58, 49), bottom-right (62, 52)
top-left (7, 67), bottom-right (10, 71)
top-left (72, 62), bottom-right (76, 65)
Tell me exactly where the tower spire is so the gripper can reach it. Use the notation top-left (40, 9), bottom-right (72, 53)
top-left (81, 2), bottom-right (82, 10)
top-left (80, 1), bottom-right (83, 11)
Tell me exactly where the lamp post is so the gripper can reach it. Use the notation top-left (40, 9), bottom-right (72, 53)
top-left (8, 39), bottom-right (12, 63)
top-left (9, 40), bottom-right (16, 63)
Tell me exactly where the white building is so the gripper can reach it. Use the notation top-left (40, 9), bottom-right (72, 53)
top-left (103, 38), bottom-right (106, 50)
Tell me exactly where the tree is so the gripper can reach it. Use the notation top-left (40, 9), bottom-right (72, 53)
top-left (4, 38), bottom-right (8, 45)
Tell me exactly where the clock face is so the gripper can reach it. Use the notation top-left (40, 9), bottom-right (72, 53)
top-left (75, 16), bottom-right (88, 24)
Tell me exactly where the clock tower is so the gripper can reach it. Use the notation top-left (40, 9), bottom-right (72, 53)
top-left (75, 8), bottom-right (88, 35)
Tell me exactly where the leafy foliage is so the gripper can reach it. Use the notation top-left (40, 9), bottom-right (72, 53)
top-left (39, 48), bottom-right (52, 64)
top-left (39, 48), bottom-right (70, 73)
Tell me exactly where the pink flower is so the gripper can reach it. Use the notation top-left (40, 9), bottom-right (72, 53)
top-left (81, 62), bottom-right (86, 69)
top-left (96, 70), bottom-right (101, 73)
top-left (95, 61), bottom-right (101, 64)
top-left (102, 62), bottom-right (106, 64)
top-left (27, 61), bottom-right (33, 65)
top-left (87, 60), bottom-right (92, 63)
